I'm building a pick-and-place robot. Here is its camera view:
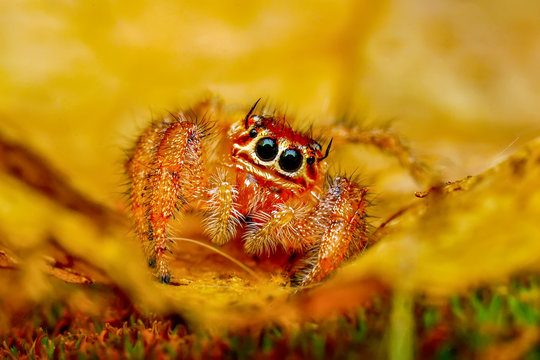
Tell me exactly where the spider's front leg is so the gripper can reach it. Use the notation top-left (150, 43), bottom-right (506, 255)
top-left (127, 115), bottom-right (208, 283)
top-left (296, 177), bottom-right (369, 287)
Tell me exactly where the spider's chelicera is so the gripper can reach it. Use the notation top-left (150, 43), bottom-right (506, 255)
top-left (126, 99), bottom-right (369, 286)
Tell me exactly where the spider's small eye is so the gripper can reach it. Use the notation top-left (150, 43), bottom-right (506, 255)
top-left (255, 137), bottom-right (279, 161)
top-left (307, 156), bottom-right (315, 165)
top-left (249, 129), bottom-right (258, 138)
top-left (279, 148), bottom-right (303, 172)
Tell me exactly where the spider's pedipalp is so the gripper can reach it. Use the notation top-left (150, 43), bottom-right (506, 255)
top-left (243, 210), bottom-right (279, 256)
top-left (203, 170), bottom-right (242, 245)
top-left (243, 201), bottom-right (310, 255)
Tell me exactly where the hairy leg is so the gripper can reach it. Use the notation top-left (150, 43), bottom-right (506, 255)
top-left (127, 114), bottom-right (208, 283)
top-left (296, 177), bottom-right (369, 287)
top-left (322, 124), bottom-right (429, 184)
top-left (126, 118), bottom-right (174, 266)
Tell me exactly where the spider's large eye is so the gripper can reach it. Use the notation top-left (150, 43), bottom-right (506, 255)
top-left (255, 137), bottom-right (279, 161)
top-left (279, 148), bottom-right (303, 172)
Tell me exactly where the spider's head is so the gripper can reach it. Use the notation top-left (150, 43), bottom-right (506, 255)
top-left (230, 101), bottom-right (330, 193)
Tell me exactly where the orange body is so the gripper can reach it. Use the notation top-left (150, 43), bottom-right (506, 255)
top-left (126, 100), bottom-right (369, 286)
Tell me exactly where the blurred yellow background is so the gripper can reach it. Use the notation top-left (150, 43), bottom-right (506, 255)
top-left (2, 0), bottom-right (539, 203)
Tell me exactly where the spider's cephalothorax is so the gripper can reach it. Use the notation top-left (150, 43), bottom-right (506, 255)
top-left (126, 100), bottom-right (369, 286)
top-left (231, 111), bottom-right (327, 193)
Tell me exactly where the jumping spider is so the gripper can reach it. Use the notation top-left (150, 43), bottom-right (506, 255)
top-left (126, 99), bottom-right (422, 286)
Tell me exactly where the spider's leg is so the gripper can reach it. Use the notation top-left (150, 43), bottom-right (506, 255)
top-left (295, 177), bottom-right (369, 287)
top-left (203, 170), bottom-right (242, 245)
top-left (322, 124), bottom-right (429, 184)
top-left (126, 118), bottom-right (173, 268)
top-left (128, 115), bottom-right (208, 284)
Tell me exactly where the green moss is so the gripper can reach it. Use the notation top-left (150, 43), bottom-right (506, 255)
top-left (2, 274), bottom-right (540, 359)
